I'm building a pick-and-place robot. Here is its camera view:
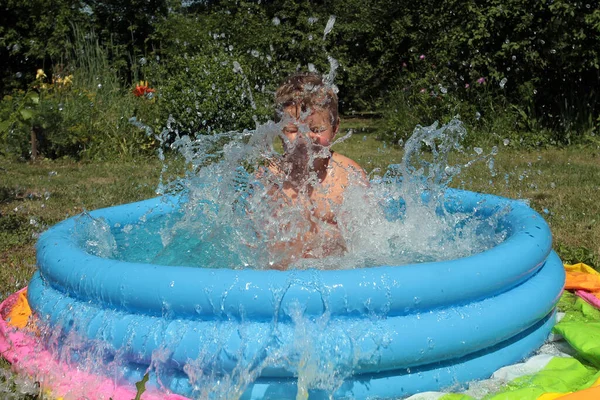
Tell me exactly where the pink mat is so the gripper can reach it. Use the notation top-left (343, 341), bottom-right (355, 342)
top-left (575, 289), bottom-right (600, 310)
top-left (0, 288), bottom-right (189, 400)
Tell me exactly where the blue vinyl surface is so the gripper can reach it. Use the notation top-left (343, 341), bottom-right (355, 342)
top-left (28, 190), bottom-right (565, 398)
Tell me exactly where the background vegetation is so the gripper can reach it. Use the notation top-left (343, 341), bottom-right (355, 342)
top-left (0, 2), bottom-right (598, 274)
top-left (1, 0), bottom-right (600, 160)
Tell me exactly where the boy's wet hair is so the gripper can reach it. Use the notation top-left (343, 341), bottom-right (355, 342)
top-left (275, 72), bottom-right (339, 125)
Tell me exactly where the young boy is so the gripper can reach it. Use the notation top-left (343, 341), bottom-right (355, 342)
top-left (263, 72), bottom-right (367, 269)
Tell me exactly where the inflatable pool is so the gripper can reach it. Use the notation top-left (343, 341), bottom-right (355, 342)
top-left (17, 188), bottom-right (563, 399)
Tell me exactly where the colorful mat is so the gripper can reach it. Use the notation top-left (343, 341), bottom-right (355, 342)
top-left (408, 263), bottom-right (600, 400)
top-left (0, 288), bottom-right (188, 400)
top-left (1, 263), bottom-right (599, 399)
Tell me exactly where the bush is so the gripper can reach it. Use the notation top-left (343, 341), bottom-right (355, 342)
top-left (0, 29), bottom-right (160, 160)
top-left (146, 48), bottom-right (272, 138)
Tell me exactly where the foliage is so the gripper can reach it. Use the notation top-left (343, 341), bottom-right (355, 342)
top-left (81, 0), bottom-right (173, 81)
top-left (145, 43), bottom-right (272, 137)
top-left (0, 0), bottom-right (90, 95)
top-left (150, 3), bottom-right (333, 110)
top-left (421, 0), bottom-right (599, 139)
top-left (133, 373), bottom-right (149, 400)
top-left (1, 0), bottom-right (600, 157)
top-left (0, 29), bottom-right (159, 160)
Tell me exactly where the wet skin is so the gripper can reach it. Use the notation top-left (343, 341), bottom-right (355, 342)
top-left (265, 105), bottom-right (368, 269)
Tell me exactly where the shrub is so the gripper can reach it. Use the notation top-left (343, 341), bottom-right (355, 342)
top-left (146, 48), bottom-right (272, 138)
top-left (0, 29), bottom-right (160, 160)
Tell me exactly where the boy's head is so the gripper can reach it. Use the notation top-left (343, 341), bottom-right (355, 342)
top-left (275, 73), bottom-right (339, 148)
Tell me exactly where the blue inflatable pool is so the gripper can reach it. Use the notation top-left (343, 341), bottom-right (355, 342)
top-left (29, 189), bottom-right (564, 399)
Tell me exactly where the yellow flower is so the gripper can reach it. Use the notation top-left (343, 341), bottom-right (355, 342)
top-left (53, 74), bottom-right (73, 88)
top-left (36, 69), bottom-right (46, 80)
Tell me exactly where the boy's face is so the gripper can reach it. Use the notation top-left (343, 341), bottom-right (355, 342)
top-left (280, 104), bottom-right (338, 149)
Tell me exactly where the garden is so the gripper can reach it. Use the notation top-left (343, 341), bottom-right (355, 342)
top-left (1, 0), bottom-right (600, 398)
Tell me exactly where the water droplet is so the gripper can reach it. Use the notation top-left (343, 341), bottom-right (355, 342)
top-left (550, 49), bottom-right (557, 54)
top-left (323, 15), bottom-right (336, 39)
top-left (427, 337), bottom-right (435, 349)
top-left (499, 77), bottom-right (508, 89)
top-left (487, 158), bottom-right (495, 175)
top-left (474, 147), bottom-right (483, 155)
top-left (362, 135), bottom-right (367, 141)
top-left (475, 111), bottom-right (481, 120)
top-left (139, 57), bottom-right (147, 65)
top-left (543, 208), bottom-right (549, 214)
top-left (550, 182), bottom-right (556, 189)
top-left (511, 55), bottom-right (516, 61)
top-left (169, 281), bottom-right (175, 288)
top-left (232, 61), bottom-right (242, 73)
top-left (503, 138), bottom-right (510, 146)
top-left (272, 17), bottom-right (280, 25)
top-left (445, 165), bottom-right (457, 175)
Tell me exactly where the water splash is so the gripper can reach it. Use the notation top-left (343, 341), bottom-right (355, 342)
top-left (83, 115), bottom-right (507, 272)
top-left (74, 212), bottom-right (117, 258)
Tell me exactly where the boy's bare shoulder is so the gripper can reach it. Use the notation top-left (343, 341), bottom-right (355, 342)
top-left (331, 152), bottom-right (367, 179)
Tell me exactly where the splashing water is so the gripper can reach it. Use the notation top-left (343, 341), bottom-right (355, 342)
top-left (98, 115), bottom-right (508, 272)
top-left (33, 98), bottom-right (513, 400)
